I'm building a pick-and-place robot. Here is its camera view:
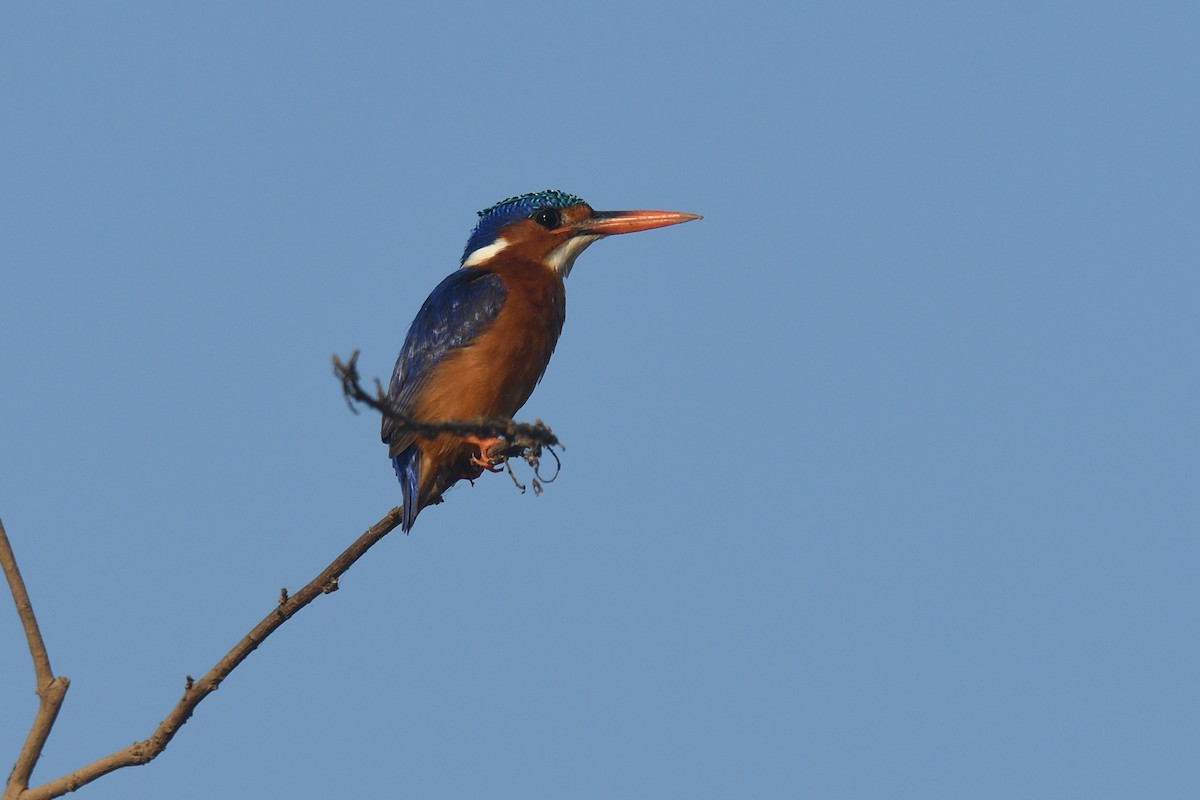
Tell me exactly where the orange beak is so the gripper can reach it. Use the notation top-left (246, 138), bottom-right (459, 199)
top-left (576, 209), bottom-right (702, 236)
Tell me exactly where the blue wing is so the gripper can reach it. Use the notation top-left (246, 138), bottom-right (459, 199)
top-left (382, 267), bottom-right (506, 530)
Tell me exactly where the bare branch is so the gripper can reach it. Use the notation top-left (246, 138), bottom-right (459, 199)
top-left (1, 518), bottom-right (70, 800)
top-left (0, 520), bottom-right (54, 688)
top-left (17, 506), bottom-right (405, 800)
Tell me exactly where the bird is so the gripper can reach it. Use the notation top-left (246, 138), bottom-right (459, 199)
top-left (382, 189), bottom-right (700, 532)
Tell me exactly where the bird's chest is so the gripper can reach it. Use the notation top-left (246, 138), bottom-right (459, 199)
top-left (479, 268), bottom-right (565, 408)
top-left (417, 266), bottom-right (565, 419)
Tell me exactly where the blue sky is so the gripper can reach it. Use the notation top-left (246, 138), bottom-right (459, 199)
top-left (2, 2), bottom-right (1197, 798)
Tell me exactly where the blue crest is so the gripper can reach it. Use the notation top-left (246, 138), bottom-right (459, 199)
top-left (460, 190), bottom-right (587, 264)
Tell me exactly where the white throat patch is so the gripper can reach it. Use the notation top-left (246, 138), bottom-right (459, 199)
top-left (545, 235), bottom-right (601, 277)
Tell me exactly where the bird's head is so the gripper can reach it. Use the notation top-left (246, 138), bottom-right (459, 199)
top-left (460, 189), bottom-right (701, 277)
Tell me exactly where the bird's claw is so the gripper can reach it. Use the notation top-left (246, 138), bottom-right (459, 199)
top-left (464, 436), bottom-right (507, 473)
top-left (470, 455), bottom-right (506, 473)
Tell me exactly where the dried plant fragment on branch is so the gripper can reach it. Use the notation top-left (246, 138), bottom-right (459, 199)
top-left (332, 349), bottom-right (561, 481)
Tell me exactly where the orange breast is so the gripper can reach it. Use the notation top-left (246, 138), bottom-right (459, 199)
top-left (411, 261), bottom-right (566, 506)
top-left (412, 261), bottom-right (565, 423)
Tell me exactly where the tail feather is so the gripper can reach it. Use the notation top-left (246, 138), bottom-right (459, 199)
top-left (391, 445), bottom-right (421, 533)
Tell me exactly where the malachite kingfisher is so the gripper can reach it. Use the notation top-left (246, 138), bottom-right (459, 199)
top-left (382, 189), bottom-right (701, 532)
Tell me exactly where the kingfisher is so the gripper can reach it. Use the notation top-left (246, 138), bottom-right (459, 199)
top-left (382, 189), bottom-right (700, 532)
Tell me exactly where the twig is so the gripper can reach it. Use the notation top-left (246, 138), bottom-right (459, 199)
top-left (10, 507), bottom-right (405, 800)
top-left (1, 519), bottom-right (70, 800)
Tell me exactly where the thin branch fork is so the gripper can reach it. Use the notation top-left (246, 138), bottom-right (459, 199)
top-left (3, 508), bottom-right (404, 800)
top-left (1, 518), bottom-right (69, 800)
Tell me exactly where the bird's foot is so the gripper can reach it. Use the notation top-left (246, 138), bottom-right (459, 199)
top-left (464, 436), bottom-right (507, 473)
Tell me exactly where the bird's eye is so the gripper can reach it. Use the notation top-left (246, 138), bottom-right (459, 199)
top-left (533, 209), bottom-right (561, 229)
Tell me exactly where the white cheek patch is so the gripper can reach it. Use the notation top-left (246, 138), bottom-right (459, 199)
top-left (462, 237), bottom-right (510, 268)
top-left (545, 235), bottom-right (601, 277)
